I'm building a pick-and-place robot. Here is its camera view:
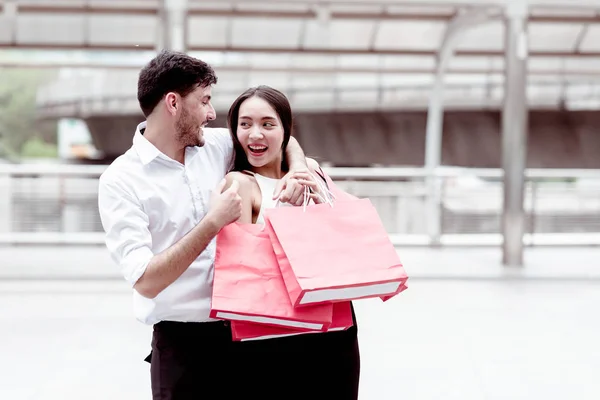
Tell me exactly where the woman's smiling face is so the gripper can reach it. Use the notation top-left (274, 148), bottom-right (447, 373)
top-left (236, 95), bottom-right (285, 169)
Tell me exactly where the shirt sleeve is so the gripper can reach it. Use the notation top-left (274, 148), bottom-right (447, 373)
top-left (98, 174), bottom-right (154, 287)
top-left (204, 127), bottom-right (234, 173)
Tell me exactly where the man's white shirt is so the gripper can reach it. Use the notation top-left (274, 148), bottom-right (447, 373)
top-left (97, 122), bottom-right (233, 325)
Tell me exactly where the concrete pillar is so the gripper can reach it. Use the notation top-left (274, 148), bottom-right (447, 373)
top-left (424, 9), bottom-right (493, 246)
top-left (502, 4), bottom-right (529, 266)
top-left (424, 75), bottom-right (445, 246)
top-left (157, 0), bottom-right (189, 52)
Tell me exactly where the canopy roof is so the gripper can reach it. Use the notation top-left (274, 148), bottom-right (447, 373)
top-left (8, 0), bottom-right (600, 111)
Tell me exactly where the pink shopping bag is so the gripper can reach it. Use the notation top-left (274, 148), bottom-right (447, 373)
top-left (315, 169), bottom-right (409, 302)
top-left (210, 222), bottom-right (333, 331)
top-left (381, 282), bottom-right (408, 302)
top-left (264, 197), bottom-right (408, 308)
top-left (230, 301), bottom-right (354, 341)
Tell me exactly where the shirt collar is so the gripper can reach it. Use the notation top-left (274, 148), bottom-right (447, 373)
top-left (132, 121), bottom-right (203, 165)
top-left (132, 121), bottom-right (162, 166)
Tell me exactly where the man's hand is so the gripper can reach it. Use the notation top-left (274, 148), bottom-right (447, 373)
top-left (207, 179), bottom-right (242, 228)
top-left (273, 166), bottom-right (323, 205)
top-left (276, 137), bottom-right (310, 205)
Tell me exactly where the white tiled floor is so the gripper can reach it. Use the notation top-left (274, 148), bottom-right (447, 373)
top-left (0, 280), bottom-right (152, 400)
top-left (1, 245), bottom-right (599, 281)
top-left (0, 246), bottom-right (599, 399)
top-left (356, 279), bottom-right (600, 400)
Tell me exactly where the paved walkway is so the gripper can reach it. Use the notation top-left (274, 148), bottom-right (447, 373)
top-left (0, 246), bottom-right (599, 399)
top-left (1, 245), bottom-right (599, 280)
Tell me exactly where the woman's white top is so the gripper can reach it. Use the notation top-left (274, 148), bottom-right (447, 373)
top-left (244, 171), bottom-right (288, 224)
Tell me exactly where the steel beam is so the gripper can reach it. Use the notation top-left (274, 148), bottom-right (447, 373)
top-left (219, 0), bottom-right (600, 9)
top-left (183, 46), bottom-right (600, 58)
top-left (6, 60), bottom-right (600, 78)
top-left (15, 4), bottom-right (159, 15)
top-left (186, 7), bottom-right (600, 25)
top-left (4, 42), bottom-right (600, 59)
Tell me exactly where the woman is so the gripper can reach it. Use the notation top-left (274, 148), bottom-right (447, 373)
top-left (223, 85), bottom-right (360, 399)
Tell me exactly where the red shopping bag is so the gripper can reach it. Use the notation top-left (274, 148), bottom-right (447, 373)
top-left (210, 222), bottom-right (333, 331)
top-left (230, 301), bottom-right (354, 341)
top-left (264, 197), bottom-right (408, 308)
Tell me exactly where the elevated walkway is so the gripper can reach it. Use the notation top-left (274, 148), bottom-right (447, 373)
top-left (35, 107), bottom-right (600, 168)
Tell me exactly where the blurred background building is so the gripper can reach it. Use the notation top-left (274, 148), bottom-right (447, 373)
top-left (0, 0), bottom-right (599, 264)
top-left (1, 2), bottom-right (600, 400)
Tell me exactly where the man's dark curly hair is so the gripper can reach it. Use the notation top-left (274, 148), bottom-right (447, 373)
top-left (137, 50), bottom-right (218, 117)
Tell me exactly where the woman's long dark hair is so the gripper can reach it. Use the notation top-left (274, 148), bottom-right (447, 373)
top-left (227, 85), bottom-right (293, 172)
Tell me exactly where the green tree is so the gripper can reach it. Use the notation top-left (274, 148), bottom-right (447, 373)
top-left (0, 68), bottom-right (57, 158)
top-left (21, 137), bottom-right (58, 158)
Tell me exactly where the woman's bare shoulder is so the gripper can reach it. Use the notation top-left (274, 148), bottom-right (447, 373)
top-left (224, 171), bottom-right (256, 190)
top-left (225, 171), bottom-right (255, 183)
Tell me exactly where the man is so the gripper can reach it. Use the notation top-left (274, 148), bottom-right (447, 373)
top-left (97, 50), bottom-right (311, 399)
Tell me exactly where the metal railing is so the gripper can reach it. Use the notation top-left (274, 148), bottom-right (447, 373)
top-left (0, 164), bottom-right (598, 246)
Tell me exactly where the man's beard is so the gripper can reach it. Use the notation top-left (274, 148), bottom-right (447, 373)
top-left (176, 107), bottom-right (204, 147)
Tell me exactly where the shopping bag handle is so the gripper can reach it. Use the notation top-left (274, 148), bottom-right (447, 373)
top-left (272, 186), bottom-right (319, 212)
top-left (314, 167), bottom-right (329, 189)
top-left (258, 170), bottom-right (335, 231)
top-left (313, 167), bottom-right (337, 202)
top-left (272, 170), bottom-right (335, 211)
top-left (307, 170), bottom-right (335, 207)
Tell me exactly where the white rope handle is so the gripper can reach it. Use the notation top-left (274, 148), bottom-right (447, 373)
top-left (302, 185), bottom-right (310, 212)
top-left (308, 170), bottom-right (335, 207)
top-left (265, 170), bottom-right (335, 219)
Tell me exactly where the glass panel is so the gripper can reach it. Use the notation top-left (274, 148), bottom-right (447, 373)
top-left (382, 55), bottom-right (436, 69)
top-left (88, 15), bottom-right (157, 46)
top-left (16, 14), bottom-right (85, 44)
top-left (303, 20), bottom-right (377, 49)
top-left (188, 16), bottom-right (229, 47)
top-left (455, 20), bottom-right (504, 51)
top-left (231, 17), bottom-right (304, 48)
top-left (529, 23), bottom-right (583, 51)
top-left (375, 21), bottom-right (446, 50)
top-left (578, 25), bottom-right (600, 52)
